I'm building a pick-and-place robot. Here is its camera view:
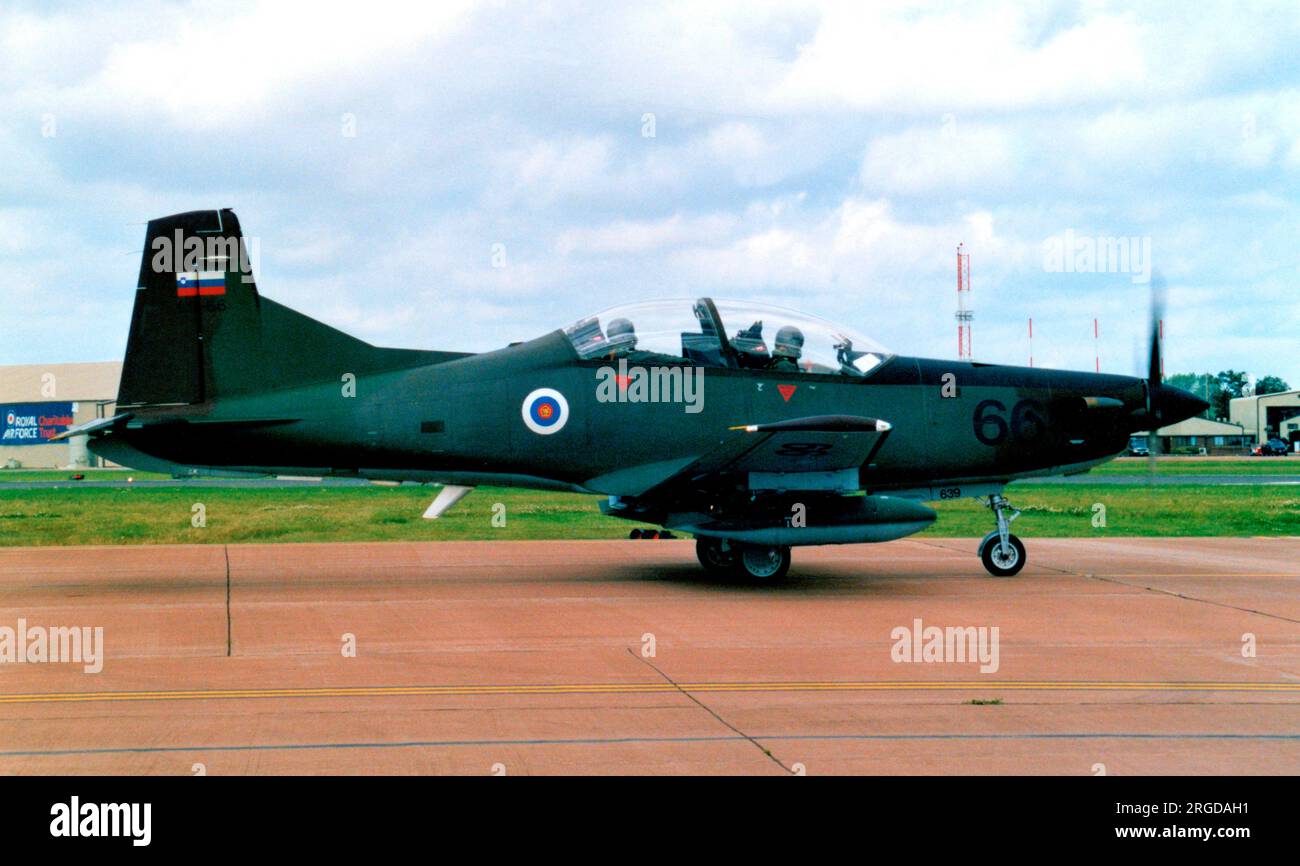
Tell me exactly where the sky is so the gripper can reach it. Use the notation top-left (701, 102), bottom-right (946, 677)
top-left (2, 0), bottom-right (1298, 385)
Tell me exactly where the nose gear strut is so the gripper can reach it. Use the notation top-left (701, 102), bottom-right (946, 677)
top-left (977, 493), bottom-right (1026, 577)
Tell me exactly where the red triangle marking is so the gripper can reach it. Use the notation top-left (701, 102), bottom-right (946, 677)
top-left (777, 384), bottom-right (796, 402)
top-left (615, 374), bottom-right (631, 390)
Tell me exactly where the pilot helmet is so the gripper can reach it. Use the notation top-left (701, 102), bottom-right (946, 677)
top-left (606, 317), bottom-right (637, 352)
top-left (773, 325), bottom-right (804, 359)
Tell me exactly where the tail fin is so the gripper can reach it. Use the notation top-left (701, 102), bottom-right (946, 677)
top-left (118, 209), bottom-right (449, 408)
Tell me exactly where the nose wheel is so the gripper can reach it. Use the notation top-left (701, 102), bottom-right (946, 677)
top-left (978, 494), bottom-right (1026, 577)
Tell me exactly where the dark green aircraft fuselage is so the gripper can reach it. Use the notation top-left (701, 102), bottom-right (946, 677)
top-left (108, 329), bottom-right (1163, 493)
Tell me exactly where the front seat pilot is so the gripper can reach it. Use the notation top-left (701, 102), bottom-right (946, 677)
top-left (770, 325), bottom-right (804, 372)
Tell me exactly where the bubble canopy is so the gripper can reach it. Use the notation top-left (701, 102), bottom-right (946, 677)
top-left (563, 297), bottom-right (893, 377)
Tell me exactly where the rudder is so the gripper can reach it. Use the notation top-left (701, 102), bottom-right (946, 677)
top-left (118, 209), bottom-right (449, 408)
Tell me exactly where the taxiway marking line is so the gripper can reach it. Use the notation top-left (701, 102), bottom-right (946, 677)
top-left (3, 731), bottom-right (1300, 760)
top-left (2, 680), bottom-right (1299, 705)
top-left (1091, 573), bottom-right (1300, 579)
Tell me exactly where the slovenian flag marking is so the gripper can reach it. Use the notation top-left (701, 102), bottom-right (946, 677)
top-left (176, 271), bottom-right (226, 297)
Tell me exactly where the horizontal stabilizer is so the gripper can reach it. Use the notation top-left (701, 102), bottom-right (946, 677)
top-left (51, 413), bottom-right (133, 441)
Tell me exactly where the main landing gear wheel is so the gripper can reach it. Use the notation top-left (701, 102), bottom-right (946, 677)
top-left (737, 544), bottom-right (792, 580)
top-left (696, 539), bottom-right (792, 580)
top-left (695, 537), bottom-right (739, 575)
top-left (979, 493), bottom-right (1026, 577)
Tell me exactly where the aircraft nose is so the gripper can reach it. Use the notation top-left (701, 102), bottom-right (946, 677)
top-left (1152, 383), bottom-right (1210, 424)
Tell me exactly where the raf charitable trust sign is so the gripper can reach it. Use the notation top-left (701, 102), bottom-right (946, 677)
top-left (1, 402), bottom-right (75, 445)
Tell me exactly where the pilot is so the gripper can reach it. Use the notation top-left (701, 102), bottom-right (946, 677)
top-left (605, 318), bottom-right (637, 359)
top-left (770, 325), bottom-right (804, 372)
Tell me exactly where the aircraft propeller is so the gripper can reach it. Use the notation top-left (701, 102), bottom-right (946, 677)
top-left (1146, 274), bottom-right (1165, 479)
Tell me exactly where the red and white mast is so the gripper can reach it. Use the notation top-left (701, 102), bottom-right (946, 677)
top-left (955, 243), bottom-right (972, 360)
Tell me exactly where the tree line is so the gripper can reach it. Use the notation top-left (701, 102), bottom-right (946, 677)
top-left (1165, 371), bottom-right (1290, 420)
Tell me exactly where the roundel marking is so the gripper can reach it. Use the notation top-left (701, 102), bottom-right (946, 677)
top-left (522, 388), bottom-right (569, 435)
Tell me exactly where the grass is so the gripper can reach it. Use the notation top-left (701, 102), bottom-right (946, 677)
top-left (0, 483), bottom-right (1296, 547)
top-left (0, 469), bottom-right (171, 482)
top-left (924, 485), bottom-right (1300, 537)
top-left (1092, 458), bottom-right (1299, 476)
top-left (0, 457), bottom-right (1293, 485)
top-left (0, 486), bottom-right (626, 546)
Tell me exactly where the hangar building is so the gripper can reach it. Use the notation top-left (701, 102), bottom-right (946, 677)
top-left (0, 362), bottom-right (122, 469)
top-left (1132, 416), bottom-right (1252, 455)
top-left (1229, 389), bottom-right (1300, 446)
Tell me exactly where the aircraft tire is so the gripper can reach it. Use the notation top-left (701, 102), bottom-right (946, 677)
top-left (736, 544), bottom-right (791, 580)
top-left (980, 533), bottom-right (1026, 577)
top-left (695, 537), bottom-right (740, 575)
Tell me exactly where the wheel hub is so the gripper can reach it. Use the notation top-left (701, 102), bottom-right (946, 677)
top-left (741, 546), bottom-right (785, 578)
top-left (991, 543), bottom-right (1019, 569)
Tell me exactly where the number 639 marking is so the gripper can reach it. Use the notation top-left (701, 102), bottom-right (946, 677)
top-left (973, 399), bottom-right (1046, 446)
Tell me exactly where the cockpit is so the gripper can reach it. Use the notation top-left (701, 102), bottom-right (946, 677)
top-left (563, 298), bottom-right (893, 377)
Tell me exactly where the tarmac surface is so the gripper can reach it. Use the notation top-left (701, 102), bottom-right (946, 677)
top-left (0, 537), bottom-right (1297, 775)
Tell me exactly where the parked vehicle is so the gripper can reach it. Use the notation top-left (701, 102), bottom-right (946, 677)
top-left (1252, 438), bottom-right (1290, 456)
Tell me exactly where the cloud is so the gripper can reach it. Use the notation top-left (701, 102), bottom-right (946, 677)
top-left (489, 136), bottom-right (616, 207)
top-left (1, 0), bottom-right (1298, 387)
top-left (7, 1), bottom-right (478, 129)
top-left (859, 124), bottom-right (1019, 195)
top-left (771, 4), bottom-right (1148, 113)
top-left (556, 213), bottom-right (737, 256)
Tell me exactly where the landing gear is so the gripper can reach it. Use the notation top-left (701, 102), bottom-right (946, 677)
top-left (978, 493), bottom-right (1025, 577)
top-left (695, 537), bottom-right (739, 575)
top-left (738, 544), bottom-right (792, 580)
top-left (695, 538), bottom-right (791, 580)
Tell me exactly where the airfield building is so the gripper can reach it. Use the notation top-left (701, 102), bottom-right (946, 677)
top-left (1229, 389), bottom-right (1300, 446)
top-left (1131, 417), bottom-right (1251, 455)
top-left (0, 362), bottom-right (122, 469)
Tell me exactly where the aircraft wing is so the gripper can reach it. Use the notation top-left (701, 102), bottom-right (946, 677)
top-left (645, 414), bottom-right (891, 495)
top-left (598, 413), bottom-right (924, 542)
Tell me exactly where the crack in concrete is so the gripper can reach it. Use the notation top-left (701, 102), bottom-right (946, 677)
top-left (627, 647), bottom-right (795, 774)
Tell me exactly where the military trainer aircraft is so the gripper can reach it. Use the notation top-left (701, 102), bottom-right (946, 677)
top-left (67, 210), bottom-right (1208, 579)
